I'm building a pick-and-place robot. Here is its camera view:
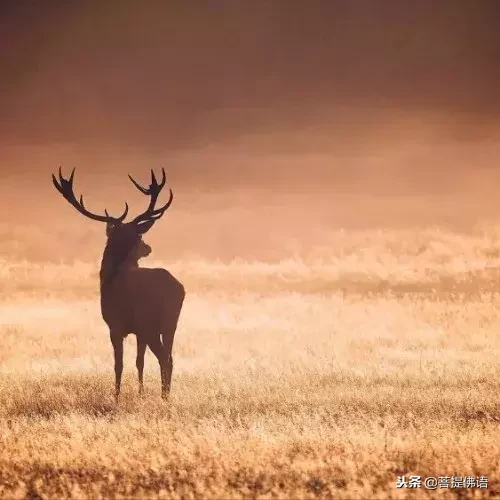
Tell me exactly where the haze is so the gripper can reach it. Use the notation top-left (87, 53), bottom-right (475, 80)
top-left (1, 1), bottom-right (499, 261)
top-left (4, 4), bottom-right (500, 497)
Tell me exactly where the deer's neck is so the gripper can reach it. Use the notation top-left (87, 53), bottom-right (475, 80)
top-left (99, 244), bottom-right (139, 291)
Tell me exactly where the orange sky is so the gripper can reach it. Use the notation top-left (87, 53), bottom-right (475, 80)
top-left (0, 1), bottom-right (499, 219)
top-left (1, 2), bottom-right (499, 154)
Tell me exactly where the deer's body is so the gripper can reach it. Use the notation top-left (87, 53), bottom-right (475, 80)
top-left (100, 260), bottom-right (185, 341)
top-left (53, 167), bottom-right (185, 400)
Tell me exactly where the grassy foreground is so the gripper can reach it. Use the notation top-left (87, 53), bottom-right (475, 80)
top-left (1, 226), bottom-right (500, 498)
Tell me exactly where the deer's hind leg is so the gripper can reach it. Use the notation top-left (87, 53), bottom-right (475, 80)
top-left (148, 337), bottom-right (169, 399)
top-left (161, 328), bottom-right (177, 397)
top-left (161, 293), bottom-right (185, 396)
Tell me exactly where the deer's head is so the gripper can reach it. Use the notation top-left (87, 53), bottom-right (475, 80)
top-left (52, 167), bottom-right (173, 264)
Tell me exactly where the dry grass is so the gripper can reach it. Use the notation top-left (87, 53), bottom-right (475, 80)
top-left (1, 225), bottom-right (500, 498)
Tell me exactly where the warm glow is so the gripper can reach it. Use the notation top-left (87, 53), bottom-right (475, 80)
top-left (1, 3), bottom-right (500, 498)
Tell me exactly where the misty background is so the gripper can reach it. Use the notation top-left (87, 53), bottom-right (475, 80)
top-left (1, 1), bottom-right (500, 262)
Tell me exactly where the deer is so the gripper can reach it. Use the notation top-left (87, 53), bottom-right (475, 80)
top-left (52, 167), bottom-right (185, 401)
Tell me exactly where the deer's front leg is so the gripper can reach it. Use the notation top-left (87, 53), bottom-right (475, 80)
top-left (111, 332), bottom-right (124, 402)
top-left (136, 337), bottom-right (147, 395)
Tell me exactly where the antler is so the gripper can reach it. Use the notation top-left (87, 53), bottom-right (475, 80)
top-left (52, 167), bottom-right (129, 223)
top-left (128, 168), bottom-right (173, 226)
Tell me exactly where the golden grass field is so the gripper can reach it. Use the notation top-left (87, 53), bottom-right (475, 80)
top-left (1, 223), bottom-right (500, 499)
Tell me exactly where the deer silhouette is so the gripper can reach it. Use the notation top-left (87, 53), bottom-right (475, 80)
top-left (52, 167), bottom-right (185, 401)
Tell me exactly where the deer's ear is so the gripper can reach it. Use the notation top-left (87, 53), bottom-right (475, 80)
top-left (106, 223), bottom-right (116, 238)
